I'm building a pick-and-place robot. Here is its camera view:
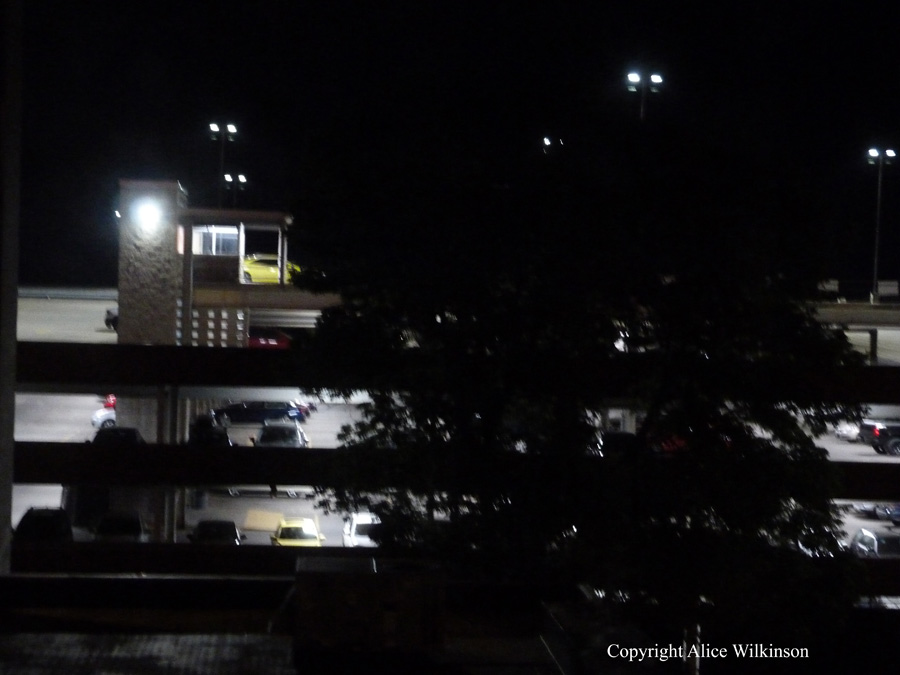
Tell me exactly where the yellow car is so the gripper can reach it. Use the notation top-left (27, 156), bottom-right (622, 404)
top-left (241, 254), bottom-right (300, 284)
top-left (270, 517), bottom-right (325, 547)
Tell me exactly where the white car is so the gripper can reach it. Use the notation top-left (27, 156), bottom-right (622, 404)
top-left (833, 421), bottom-right (860, 442)
top-left (251, 421), bottom-right (310, 448)
top-left (91, 407), bottom-right (116, 428)
top-left (342, 512), bottom-right (381, 548)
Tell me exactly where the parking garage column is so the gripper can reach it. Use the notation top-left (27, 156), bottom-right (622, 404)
top-left (0, 0), bottom-right (23, 574)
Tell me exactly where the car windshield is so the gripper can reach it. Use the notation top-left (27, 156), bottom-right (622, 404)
top-left (355, 523), bottom-right (377, 536)
top-left (279, 525), bottom-right (317, 539)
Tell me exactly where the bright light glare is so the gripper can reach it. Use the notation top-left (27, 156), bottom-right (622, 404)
top-left (224, 174), bottom-right (233, 182)
top-left (650, 74), bottom-right (663, 84)
top-left (869, 148), bottom-right (880, 158)
top-left (209, 123), bottom-right (220, 133)
top-left (133, 200), bottom-right (162, 232)
top-left (627, 72), bottom-right (640, 83)
top-left (238, 174), bottom-right (247, 183)
top-left (543, 137), bottom-right (551, 146)
top-left (226, 124), bottom-right (237, 134)
top-left (888, 150), bottom-right (897, 158)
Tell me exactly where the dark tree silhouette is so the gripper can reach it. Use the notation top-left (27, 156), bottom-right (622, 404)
top-left (289, 30), bottom-right (866, 661)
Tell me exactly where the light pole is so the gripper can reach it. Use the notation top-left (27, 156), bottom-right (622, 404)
top-left (223, 173), bottom-right (247, 207)
top-left (209, 122), bottom-right (237, 207)
top-left (626, 72), bottom-right (663, 121)
top-left (868, 147), bottom-right (895, 303)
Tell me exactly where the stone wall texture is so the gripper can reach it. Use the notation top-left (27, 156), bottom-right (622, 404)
top-left (117, 180), bottom-right (187, 346)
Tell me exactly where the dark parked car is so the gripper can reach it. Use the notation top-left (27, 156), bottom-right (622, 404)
top-left (91, 427), bottom-right (146, 447)
top-left (213, 401), bottom-right (306, 426)
top-left (13, 507), bottom-right (74, 544)
top-left (889, 505), bottom-right (900, 527)
top-left (188, 414), bottom-right (234, 448)
top-left (187, 520), bottom-right (246, 545)
top-left (858, 418), bottom-right (900, 452)
top-left (859, 419), bottom-right (900, 455)
top-left (853, 502), bottom-right (898, 520)
top-left (92, 511), bottom-right (150, 543)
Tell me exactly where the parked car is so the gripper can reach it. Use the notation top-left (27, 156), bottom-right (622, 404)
top-left (92, 511), bottom-right (150, 543)
top-left (341, 512), bottom-right (381, 548)
top-left (91, 407), bottom-right (117, 429)
top-left (861, 419), bottom-right (900, 455)
top-left (248, 327), bottom-right (292, 349)
top-left (213, 401), bottom-right (306, 426)
top-left (890, 505), bottom-right (900, 527)
top-left (241, 253), bottom-right (300, 284)
top-left (187, 413), bottom-right (234, 448)
top-left (13, 507), bottom-right (74, 544)
top-left (849, 527), bottom-right (900, 558)
top-left (271, 517), bottom-right (325, 547)
top-left (833, 420), bottom-right (860, 442)
top-left (251, 421), bottom-right (310, 448)
top-left (90, 427), bottom-right (146, 447)
top-left (187, 519), bottom-right (246, 545)
top-left (858, 419), bottom-right (900, 452)
top-left (852, 502), bottom-right (897, 520)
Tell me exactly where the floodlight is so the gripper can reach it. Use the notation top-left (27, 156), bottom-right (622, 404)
top-left (133, 199), bottom-right (162, 232)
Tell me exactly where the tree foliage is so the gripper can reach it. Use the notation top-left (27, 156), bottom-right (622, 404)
top-left (290, 73), bottom-right (867, 644)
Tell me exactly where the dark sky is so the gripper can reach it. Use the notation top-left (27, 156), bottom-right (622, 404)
top-left (16, 2), bottom-right (900, 286)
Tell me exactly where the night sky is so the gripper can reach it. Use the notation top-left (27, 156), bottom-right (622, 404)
top-left (16, 2), bottom-right (900, 287)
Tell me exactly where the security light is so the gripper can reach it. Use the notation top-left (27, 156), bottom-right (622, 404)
top-left (133, 200), bottom-right (162, 232)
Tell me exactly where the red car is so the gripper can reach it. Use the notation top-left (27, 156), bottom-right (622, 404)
top-left (248, 328), bottom-right (291, 349)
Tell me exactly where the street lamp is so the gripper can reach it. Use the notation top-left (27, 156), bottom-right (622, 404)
top-left (868, 147), bottom-right (895, 303)
top-left (223, 173), bottom-right (247, 207)
top-left (542, 136), bottom-right (563, 154)
top-left (626, 72), bottom-right (663, 121)
top-left (209, 122), bottom-right (237, 207)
